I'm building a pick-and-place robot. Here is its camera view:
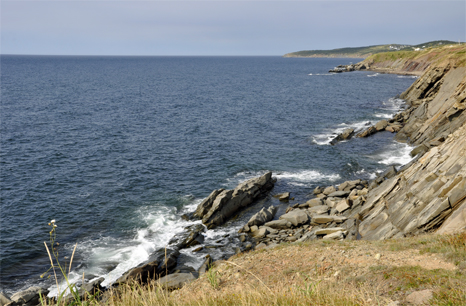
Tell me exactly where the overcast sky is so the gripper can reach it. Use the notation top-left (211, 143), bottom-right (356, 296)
top-left (1, 0), bottom-right (465, 56)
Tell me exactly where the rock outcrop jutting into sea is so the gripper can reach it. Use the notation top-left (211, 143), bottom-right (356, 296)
top-left (193, 171), bottom-right (275, 229)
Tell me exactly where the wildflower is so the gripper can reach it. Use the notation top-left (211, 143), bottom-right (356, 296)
top-left (50, 219), bottom-right (56, 223)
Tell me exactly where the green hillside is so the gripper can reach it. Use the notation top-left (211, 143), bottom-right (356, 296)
top-left (283, 40), bottom-right (461, 58)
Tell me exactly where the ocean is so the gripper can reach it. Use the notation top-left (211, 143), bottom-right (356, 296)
top-left (0, 55), bottom-right (417, 294)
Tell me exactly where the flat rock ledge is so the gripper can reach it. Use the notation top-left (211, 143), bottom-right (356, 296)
top-left (193, 172), bottom-right (275, 229)
top-left (238, 179), bottom-right (368, 248)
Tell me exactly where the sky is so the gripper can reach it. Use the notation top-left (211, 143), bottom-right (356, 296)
top-left (1, 0), bottom-right (465, 56)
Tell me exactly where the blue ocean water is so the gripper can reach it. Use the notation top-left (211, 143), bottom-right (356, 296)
top-left (0, 55), bottom-right (416, 293)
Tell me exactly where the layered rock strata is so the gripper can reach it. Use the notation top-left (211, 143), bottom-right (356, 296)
top-left (241, 53), bottom-right (466, 249)
top-left (193, 172), bottom-right (275, 229)
top-left (353, 63), bottom-right (466, 239)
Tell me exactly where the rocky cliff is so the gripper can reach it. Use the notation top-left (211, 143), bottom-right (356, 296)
top-left (354, 49), bottom-right (466, 239)
top-left (240, 46), bottom-right (466, 248)
top-left (358, 45), bottom-right (466, 75)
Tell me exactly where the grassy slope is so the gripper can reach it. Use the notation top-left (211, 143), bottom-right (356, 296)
top-left (284, 40), bottom-right (461, 58)
top-left (104, 233), bottom-right (466, 306)
top-left (283, 44), bottom-right (397, 58)
top-left (365, 45), bottom-right (466, 67)
top-left (360, 45), bottom-right (466, 75)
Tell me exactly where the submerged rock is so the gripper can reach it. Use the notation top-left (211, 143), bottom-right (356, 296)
top-left (274, 192), bottom-right (290, 202)
top-left (116, 248), bottom-right (180, 285)
top-left (330, 128), bottom-right (355, 145)
top-left (168, 224), bottom-right (206, 249)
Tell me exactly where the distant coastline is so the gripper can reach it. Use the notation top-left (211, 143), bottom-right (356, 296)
top-left (283, 40), bottom-right (463, 58)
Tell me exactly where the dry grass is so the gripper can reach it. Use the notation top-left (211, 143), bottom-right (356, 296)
top-left (47, 232), bottom-right (466, 306)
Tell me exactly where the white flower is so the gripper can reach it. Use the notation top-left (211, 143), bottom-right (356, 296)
top-left (50, 219), bottom-right (56, 224)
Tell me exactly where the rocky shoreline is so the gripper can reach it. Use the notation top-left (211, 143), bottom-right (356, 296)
top-left (3, 48), bottom-right (465, 306)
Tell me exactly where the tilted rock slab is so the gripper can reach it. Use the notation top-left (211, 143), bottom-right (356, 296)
top-left (397, 66), bottom-right (466, 147)
top-left (194, 172), bottom-right (275, 229)
top-left (353, 114), bottom-right (466, 240)
top-left (116, 248), bottom-right (180, 284)
top-left (315, 227), bottom-right (346, 235)
top-left (247, 206), bottom-right (278, 227)
top-left (323, 230), bottom-right (347, 240)
top-left (279, 209), bottom-right (310, 226)
top-left (337, 64), bottom-right (466, 240)
top-left (263, 219), bottom-right (292, 229)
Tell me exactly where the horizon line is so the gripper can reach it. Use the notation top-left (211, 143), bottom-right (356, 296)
top-left (1, 53), bottom-right (285, 57)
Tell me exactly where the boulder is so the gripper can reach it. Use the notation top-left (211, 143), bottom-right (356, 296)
top-left (279, 210), bottom-right (310, 226)
top-left (247, 206), bottom-right (278, 227)
top-left (327, 190), bottom-right (351, 198)
top-left (322, 231), bottom-right (347, 240)
top-left (315, 227), bottom-right (346, 235)
top-left (374, 120), bottom-right (389, 131)
top-left (305, 198), bottom-right (323, 207)
top-left (312, 215), bottom-right (334, 224)
top-left (322, 186), bottom-right (336, 195)
top-left (330, 128), bottom-right (355, 145)
top-left (338, 180), bottom-right (360, 191)
top-left (195, 172), bottom-right (275, 228)
top-left (297, 231), bottom-right (316, 243)
top-left (335, 199), bottom-right (351, 213)
top-left (0, 292), bottom-right (12, 306)
top-left (251, 226), bottom-right (269, 238)
top-left (313, 186), bottom-right (323, 195)
top-left (264, 219), bottom-right (292, 229)
top-left (385, 126), bottom-right (395, 133)
top-left (358, 126), bottom-right (377, 137)
top-left (325, 198), bottom-right (337, 208)
top-left (274, 192), bottom-right (290, 201)
top-left (312, 215), bottom-right (347, 224)
top-left (308, 205), bottom-right (329, 215)
top-left (156, 273), bottom-right (196, 290)
top-left (9, 287), bottom-right (49, 306)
